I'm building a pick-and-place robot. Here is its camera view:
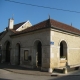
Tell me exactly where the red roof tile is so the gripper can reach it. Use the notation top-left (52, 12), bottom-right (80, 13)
top-left (50, 19), bottom-right (80, 34)
top-left (11, 19), bottom-right (80, 36)
top-left (11, 19), bottom-right (50, 35)
top-left (13, 22), bottom-right (25, 30)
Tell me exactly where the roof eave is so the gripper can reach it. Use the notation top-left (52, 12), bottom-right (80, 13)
top-left (51, 25), bottom-right (80, 36)
top-left (10, 26), bottom-right (50, 37)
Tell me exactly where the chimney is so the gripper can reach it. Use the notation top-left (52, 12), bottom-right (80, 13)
top-left (8, 18), bottom-right (14, 29)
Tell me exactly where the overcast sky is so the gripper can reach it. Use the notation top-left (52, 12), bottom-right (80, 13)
top-left (0, 0), bottom-right (80, 32)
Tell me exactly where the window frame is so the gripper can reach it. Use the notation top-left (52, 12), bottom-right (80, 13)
top-left (24, 50), bottom-right (29, 61)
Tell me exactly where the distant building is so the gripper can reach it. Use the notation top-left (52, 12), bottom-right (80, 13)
top-left (0, 18), bottom-right (80, 73)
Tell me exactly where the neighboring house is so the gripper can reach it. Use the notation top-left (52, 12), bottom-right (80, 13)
top-left (1, 17), bottom-right (80, 73)
top-left (0, 18), bottom-right (32, 64)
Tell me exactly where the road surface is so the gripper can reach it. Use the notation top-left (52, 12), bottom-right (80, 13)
top-left (0, 69), bottom-right (80, 80)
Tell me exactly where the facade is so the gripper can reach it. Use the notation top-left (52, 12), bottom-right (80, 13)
top-left (0, 18), bottom-right (80, 73)
top-left (0, 18), bottom-right (32, 64)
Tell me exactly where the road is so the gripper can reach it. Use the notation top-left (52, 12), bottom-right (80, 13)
top-left (0, 69), bottom-right (80, 80)
top-left (0, 69), bottom-right (55, 80)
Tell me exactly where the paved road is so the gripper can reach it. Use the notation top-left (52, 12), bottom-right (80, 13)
top-left (0, 69), bottom-right (80, 80)
top-left (0, 69), bottom-right (54, 80)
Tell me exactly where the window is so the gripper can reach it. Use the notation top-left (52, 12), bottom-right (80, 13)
top-left (60, 41), bottom-right (67, 59)
top-left (24, 50), bottom-right (29, 61)
top-left (60, 42), bottom-right (63, 57)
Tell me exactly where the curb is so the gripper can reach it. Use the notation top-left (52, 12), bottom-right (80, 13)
top-left (3, 69), bottom-right (51, 76)
top-left (2, 68), bottom-right (80, 76)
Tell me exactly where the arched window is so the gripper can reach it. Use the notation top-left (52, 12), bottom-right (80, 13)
top-left (60, 41), bottom-right (67, 59)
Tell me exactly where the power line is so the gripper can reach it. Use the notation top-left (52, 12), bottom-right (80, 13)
top-left (5, 0), bottom-right (80, 14)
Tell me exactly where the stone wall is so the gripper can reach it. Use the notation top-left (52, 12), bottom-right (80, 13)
top-left (11, 29), bottom-right (50, 69)
top-left (0, 30), bottom-right (12, 62)
top-left (50, 28), bottom-right (80, 68)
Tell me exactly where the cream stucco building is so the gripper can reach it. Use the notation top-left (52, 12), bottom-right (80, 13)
top-left (0, 18), bottom-right (80, 73)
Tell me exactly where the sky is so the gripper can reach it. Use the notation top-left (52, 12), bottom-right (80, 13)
top-left (0, 0), bottom-right (80, 32)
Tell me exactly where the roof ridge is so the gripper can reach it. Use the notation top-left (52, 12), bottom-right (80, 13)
top-left (11, 18), bottom-right (80, 36)
top-left (13, 21), bottom-right (26, 30)
top-left (14, 21), bottom-right (26, 26)
top-left (50, 19), bottom-right (80, 31)
top-left (50, 19), bottom-right (80, 34)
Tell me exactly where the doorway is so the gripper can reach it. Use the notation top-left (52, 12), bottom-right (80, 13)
top-left (16, 43), bottom-right (20, 65)
top-left (6, 41), bottom-right (10, 63)
top-left (34, 40), bottom-right (42, 68)
top-left (37, 41), bottom-right (42, 67)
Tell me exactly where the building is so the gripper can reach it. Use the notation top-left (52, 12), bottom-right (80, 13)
top-left (0, 18), bottom-right (32, 64)
top-left (0, 18), bottom-right (80, 73)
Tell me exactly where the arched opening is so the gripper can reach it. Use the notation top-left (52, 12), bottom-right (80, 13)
top-left (34, 40), bottom-right (42, 68)
top-left (37, 41), bottom-right (42, 67)
top-left (6, 41), bottom-right (10, 63)
top-left (15, 43), bottom-right (20, 65)
top-left (60, 41), bottom-right (67, 59)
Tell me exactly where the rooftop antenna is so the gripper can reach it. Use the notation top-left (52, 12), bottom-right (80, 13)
top-left (71, 23), bottom-right (72, 26)
top-left (48, 14), bottom-right (50, 19)
top-left (12, 14), bottom-right (14, 19)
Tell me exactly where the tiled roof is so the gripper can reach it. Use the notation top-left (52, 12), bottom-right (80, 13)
top-left (0, 22), bottom-right (25, 40)
top-left (0, 31), bottom-right (4, 36)
top-left (13, 22), bottom-right (25, 30)
top-left (11, 19), bottom-right (51, 35)
top-left (50, 19), bottom-right (80, 34)
top-left (11, 18), bottom-right (80, 36)
top-left (9, 22), bottom-right (26, 33)
top-left (0, 31), bottom-right (7, 40)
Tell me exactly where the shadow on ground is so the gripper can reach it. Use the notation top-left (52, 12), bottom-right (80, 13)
top-left (49, 75), bottom-right (80, 80)
top-left (0, 63), bottom-right (40, 71)
top-left (0, 63), bottom-right (50, 76)
top-left (0, 78), bottom-right (11, 80)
